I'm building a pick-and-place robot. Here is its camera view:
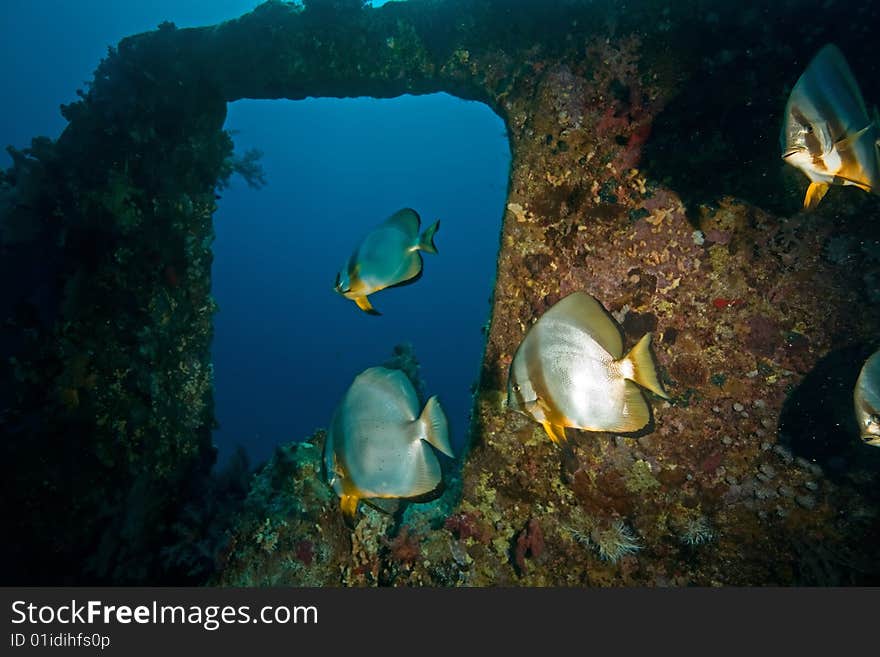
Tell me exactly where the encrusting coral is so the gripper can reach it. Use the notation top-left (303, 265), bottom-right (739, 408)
top-left (3, 0), bottom-right (880, 585)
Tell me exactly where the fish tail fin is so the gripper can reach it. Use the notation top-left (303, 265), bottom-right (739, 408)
top-left (354, 296), bottom-right (381, 315)
top-left (804, 182), bottom-right (830, 209)
top-left (418, 395), bottom-right (453, 457)
top-left (418, 220), bottom-right (440, 254)
top-left (623, 333), bottom-right (669, 399)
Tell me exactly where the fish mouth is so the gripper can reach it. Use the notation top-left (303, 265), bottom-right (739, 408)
top-left (782, 149), bottom-right (800, 159)
top-left (333, 272), bottom-right (350, 294)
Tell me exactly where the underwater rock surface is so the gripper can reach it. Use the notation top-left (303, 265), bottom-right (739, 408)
top-left (3, 0), bottom-right (880, 584)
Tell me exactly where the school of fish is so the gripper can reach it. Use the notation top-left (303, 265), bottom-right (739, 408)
top-left (323, 41), bottom-right (880, 519)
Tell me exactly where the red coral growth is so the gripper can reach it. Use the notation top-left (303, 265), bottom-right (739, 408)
top-left (712, 297), bottom-right (744, 309)
top-left (513, 518), bottom-right (544, 574)
top-left (444, 512), bottom-right (490, 544)
top-left (595, 105), bottom-right (631, 136)
top-left (700, 451), bottom-right (723, 474)
top-left (384, 526), bottom-right (421, 565)
top-left (295, 540), bottom-right (314, 566)
top-left (627, 121), bottom-right (652, 149)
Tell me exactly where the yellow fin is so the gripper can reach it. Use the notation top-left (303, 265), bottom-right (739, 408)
top-left (541, 421), bottom-right (568, 445)
top-left (340, 494), bottom-right (359, 518)
top-left (624, 333), bottom-right (669, 399)
top-left (354, 296), bottom-right (381, 315)
top-left (804, 182), bottom-right (830, 209)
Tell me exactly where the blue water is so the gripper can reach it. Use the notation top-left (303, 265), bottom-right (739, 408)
top-left (214, 96), bottom-right (509, 465)
top-left (0, 0), bottom-right (260, 153)
top-left (0, 0), bottom-right (510, 467)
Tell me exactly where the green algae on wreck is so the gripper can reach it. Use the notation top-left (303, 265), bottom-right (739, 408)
top-left (3, 0), bottom-right (880, 585)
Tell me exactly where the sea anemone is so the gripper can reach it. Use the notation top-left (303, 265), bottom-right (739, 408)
top-left (679, 515), bottom-right (714, 546)
top-left (591, 520), bottom-right (642, 562)
top-left (564, 517), bottom-right (641, 563)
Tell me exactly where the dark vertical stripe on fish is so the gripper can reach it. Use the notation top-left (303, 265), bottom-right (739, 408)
top-left (524, 319), bottom-right (552, 412)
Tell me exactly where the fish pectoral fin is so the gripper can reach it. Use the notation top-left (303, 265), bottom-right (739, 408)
top-left (340, 494), bottom-right (359, 519)
top-left (834, 123), bottom-right (872, 151)
top-left (354, 296), bottom-right (381, 315)
top-left (804, 182), bottom-right (830, 210)
top-left (834, 174), bottom-right (873, 193)
top-left (541, 421), bottom-right (568, 445)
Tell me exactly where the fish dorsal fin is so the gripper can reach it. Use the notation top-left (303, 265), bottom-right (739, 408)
top-left (418, 395), bottom-right (453, 457)
top-left (544, 291), bottom-right (623, 359)
top-left (353, 367), bottom-right (419, 418)
top-left (383, 208), bottom-right (421, 238)
top-left (804, 45), bottom-right (869, 131)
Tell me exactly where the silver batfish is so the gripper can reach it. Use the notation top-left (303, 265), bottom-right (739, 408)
top-left (323, 366), bottom-right (453, 518)
top-left (854, 348), bottom-right (880, 447)
top-left (334, 208), bottom-right (439, 315)
top-left (781, 44), bottom-right (880, 209)
top-left (507, 291), bottom-right (669, 445)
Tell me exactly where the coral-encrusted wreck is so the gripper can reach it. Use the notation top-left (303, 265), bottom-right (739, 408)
top-left (3, 0), bottom-right (880, 585)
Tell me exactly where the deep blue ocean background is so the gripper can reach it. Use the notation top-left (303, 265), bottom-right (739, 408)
top-left (1, 0), bottom-right (510, 467)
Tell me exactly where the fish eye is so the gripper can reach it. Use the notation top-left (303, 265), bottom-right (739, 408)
top-left (513, 384), bottom-right (521, 392)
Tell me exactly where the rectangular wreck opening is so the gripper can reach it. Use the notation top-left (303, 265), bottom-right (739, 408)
top-left (211, 93), bottom-right (511, 466)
